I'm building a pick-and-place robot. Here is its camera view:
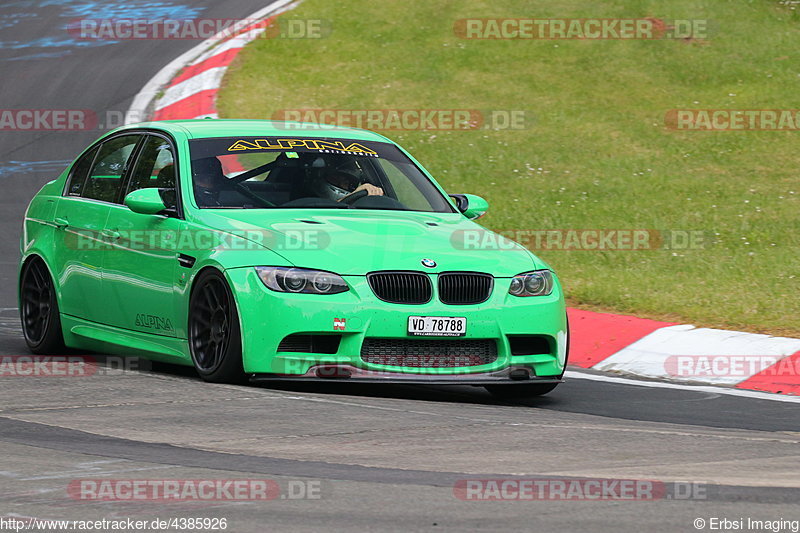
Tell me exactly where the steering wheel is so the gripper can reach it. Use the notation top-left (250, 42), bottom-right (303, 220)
top-left (340, 189), bottom-right (368, 205)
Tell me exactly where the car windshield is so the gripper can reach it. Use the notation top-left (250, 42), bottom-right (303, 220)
top-left (188, 136), bottom-right (455, 212)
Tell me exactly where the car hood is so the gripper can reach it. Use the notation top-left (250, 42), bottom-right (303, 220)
top-left (195, 209), bottom-right (542, 276)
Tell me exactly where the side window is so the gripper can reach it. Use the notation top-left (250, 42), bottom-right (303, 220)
top-left (65, 146), bottom-right (98, 197)
top-left (82, 135), bottom-right (141, 203)
top-left (127, 135), bottom-right (176, 195)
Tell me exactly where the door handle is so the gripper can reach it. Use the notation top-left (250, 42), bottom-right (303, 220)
top-left (101, 229), bottom-right (121, 240)
top-left (54, 217), bottom-right (69, 229)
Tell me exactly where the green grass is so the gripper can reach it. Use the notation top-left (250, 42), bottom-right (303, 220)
top-left (219, 0), bottom-right (800, 336)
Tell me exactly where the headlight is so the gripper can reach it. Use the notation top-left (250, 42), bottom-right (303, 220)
top-left (508, 270), bottom-right (553, 297)
top-left (255, 267), bottom-right (349, 294)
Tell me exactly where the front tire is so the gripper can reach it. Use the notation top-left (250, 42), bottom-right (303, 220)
top-left (19, 257), bottom-right (66, 354)
top-left (188, 269), bottom-right (246, 383)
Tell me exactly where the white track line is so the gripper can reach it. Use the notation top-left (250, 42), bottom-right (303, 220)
top-left (124, 0), bottom-right (298, 124)
top-left (565, 369), bottom-right (800, 403)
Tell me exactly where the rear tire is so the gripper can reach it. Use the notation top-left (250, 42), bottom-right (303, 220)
top-left (485, 382), bottom-right (559, 398)
top-left (188, 269), bottom-right (246, 384)
top-left (19, 257), bottom-right (66, 354)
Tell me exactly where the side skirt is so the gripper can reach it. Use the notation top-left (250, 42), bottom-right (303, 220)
top-left (60, 314), bottom-right (192, 365)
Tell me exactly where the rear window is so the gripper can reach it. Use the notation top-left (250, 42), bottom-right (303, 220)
top-left (65, 146), bottom-right (99, 197)
top-left (82, 135), bottom-right (140, 203)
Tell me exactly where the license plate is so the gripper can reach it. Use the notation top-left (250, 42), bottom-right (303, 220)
top-left (408, 316), bottom-right (467, 337)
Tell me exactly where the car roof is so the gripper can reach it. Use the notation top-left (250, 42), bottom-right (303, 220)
top-left (121, 119), bottom-right (393, 143)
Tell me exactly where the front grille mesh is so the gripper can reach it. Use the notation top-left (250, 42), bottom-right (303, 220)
top-left (438, 272), bottom-right (493, 304)
top-left (361, 338), bottom-right (497, 368)
top-left (367, 272), bottom-right (432, 304)
top-left (367, 271), bottom-right (494, 305)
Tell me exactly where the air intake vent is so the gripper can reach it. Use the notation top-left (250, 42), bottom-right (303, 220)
top-left (438, 272), bottom-right (493, 305)
top-left (507, 335), bottom-right (552, 356)
top-left (277, 334), bottom-right (340, 354)
top-left (361, 338), bottom-right (497, 367)
top-left (367, 271), bottom-right (432, 304)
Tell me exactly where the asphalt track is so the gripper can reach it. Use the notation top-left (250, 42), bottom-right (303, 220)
top-left (0, 2), bottom-right (798, 532)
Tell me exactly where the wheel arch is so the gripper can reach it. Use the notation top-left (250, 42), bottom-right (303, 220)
top-left (18, 252), bottom-right (60, 309)
top-left (186, 264), bottom-right (246, 354)
top-left (185, 264), bottom-right (247, 382)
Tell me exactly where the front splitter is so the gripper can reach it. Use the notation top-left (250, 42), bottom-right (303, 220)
top-left (251, 365), bottom-right (563, 386)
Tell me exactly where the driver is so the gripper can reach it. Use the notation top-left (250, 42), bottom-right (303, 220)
top-left (192, 157), bottom-right (229, 207)
top-left (310, 157), bottom-right (383, 202)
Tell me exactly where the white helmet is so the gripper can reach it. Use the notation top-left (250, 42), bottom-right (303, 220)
top-left (309, 157), bottom-right (363, 201)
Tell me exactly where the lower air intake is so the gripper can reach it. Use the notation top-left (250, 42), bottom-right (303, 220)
top-left (360, 338), bottom-right (497, 367)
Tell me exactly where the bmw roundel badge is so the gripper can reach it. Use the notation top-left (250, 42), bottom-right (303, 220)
top-left (421, 258), bottom-right (437, 268)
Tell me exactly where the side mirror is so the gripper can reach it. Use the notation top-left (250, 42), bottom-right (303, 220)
top-left (450, 193), bottom-right (489, 220)
top-left (124, 188), bottom-right (167, 215)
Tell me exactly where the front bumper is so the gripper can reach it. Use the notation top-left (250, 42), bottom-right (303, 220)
top-left (226, 267), bottom-right (568, 380)
top-left (252, 365), bottom-right (564, 385)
